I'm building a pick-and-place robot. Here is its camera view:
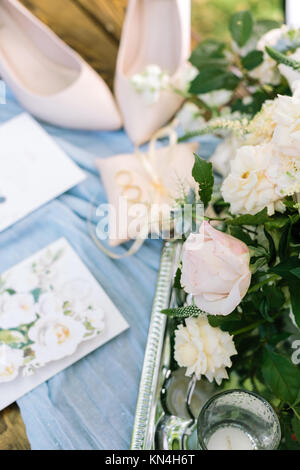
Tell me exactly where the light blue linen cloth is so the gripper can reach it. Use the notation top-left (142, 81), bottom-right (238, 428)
top-left (0, 88), bottom-right (218, 450)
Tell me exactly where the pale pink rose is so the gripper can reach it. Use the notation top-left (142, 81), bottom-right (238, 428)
top-left (181, 222), bottom-right (251, 316)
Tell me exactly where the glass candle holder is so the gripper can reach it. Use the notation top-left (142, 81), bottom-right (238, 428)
top-left (197, 390), bottom-right (281, 450)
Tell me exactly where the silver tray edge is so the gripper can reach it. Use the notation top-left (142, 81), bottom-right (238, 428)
top-left (131, 242), bottom-right (177, 450)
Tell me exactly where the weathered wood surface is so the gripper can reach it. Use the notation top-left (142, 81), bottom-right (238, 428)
top-left (0, 0), bottom-right (199, 450)
top-left (19, 0), bottom-right (127, 88)
top-left (0, 404), bottom-right (30, 450)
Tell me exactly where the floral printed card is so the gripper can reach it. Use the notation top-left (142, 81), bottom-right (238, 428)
top-left (0, 238), bottom-right (129, 410)
top-left (0, 113), bottom-right (86, 232)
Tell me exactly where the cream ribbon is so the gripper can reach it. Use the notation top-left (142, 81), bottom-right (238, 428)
top-left (88, 122), bottom-right (178, 259)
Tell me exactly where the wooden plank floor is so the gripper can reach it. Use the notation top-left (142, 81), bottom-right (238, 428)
top-left (0, 0), bottom-right (199, 450)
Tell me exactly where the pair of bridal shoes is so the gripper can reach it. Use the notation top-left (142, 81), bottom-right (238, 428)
top-left (0, 0), bottom-right (191, 143)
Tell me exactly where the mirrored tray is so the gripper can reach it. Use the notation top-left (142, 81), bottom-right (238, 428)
top-left (131, 242), bottom-right (217, 450)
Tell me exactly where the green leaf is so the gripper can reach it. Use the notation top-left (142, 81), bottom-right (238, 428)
top-left (241, 50), bottom-right (264, 70)
top-left (266, 46), bottom-right (300, 70)
top-left (231, 89), bottom-right (267, 117)
top-left (262, 349), bottom-right (300, 405)
top-left (292, 414), bottom-right (300, 443)
top-left (31, 287), bottom-right (42, 303)
top-left (291, 268), bottom-right (300, 279)
top-left (173, 267), bottom-right (182, 289)
top-left (270, 257), bottom-right (300, 281)
top-left (265, 213), bottom-right (299, 230)
top-left (229, 226), bottom-right (254, 246)
top-left (229, 10), bottom-right (253, 47)
top-left (5, 288), bottom-right (16, 295)
top-left (161, 305), bottom-right (204, 319)
top-left (278, 222), bottom-right (292, 261)
top-left (192, 154), bottom-right (214, 207)
top-left (189, 68), bottom-right (240, 94)
top-left (289, 279), bottom-right (300, 329)
top-left (263, 285), bottom-right (285, 311)
top-left (264, 229), bottom-right (276, 266)
top-left (0, 330), bottom-right (25, 345)
top-left (207, 312), bottom-right (244, 334)
top-left (254, 19), bottom-right (281, 38)
top-left (189, 39), bottom-right (227, 70)
top-left (226, 208), bottom-right (268, 226)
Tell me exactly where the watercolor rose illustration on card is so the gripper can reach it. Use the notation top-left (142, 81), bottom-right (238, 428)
top-left (0, 244), bottom-right (106, 383)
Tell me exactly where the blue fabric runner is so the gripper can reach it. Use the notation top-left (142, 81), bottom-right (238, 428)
top-left (0, 88), bottom-right (218, 450)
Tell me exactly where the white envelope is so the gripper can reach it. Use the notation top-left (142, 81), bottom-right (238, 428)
top-left (0, 113), bottom-right (86, 232)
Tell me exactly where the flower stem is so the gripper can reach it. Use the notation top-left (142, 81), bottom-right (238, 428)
top-left (248, 274), bottom-right (280, 293)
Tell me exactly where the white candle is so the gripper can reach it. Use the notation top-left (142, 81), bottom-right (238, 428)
top-left (207, 426), bottom-right (256, 450)
top-left (286, 0), bottom-right (300, 28)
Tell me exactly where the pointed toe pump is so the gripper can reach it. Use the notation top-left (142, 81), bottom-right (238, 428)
top-left (115, 0), bottom-right (191, 145)
top-left (0, 0), bottom-right (122, 130)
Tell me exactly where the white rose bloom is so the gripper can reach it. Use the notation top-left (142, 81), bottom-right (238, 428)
top-left (271, 84), bottom-right (300, 156)
top-left (38, 292), bottom-right (64, 317)
top-left (279, 48), bottom-right (300, 88)
top-left (0, 345), bottom-right (24, 383)
top-left (29, 315), bottom-right (86, 364)
top-left (177, 102), bottom-right (205, 133)
top-left (221, 144), bottom-right (281, 216)
top-left (174, 316), bottom-right (237, 385)
top-left (130, 64), bottom-right (170, 105)
top-left (267, 152), bottom-right (300, 196)
top-left (0, 293), bottom-right (37, 329)
top-left (5, 267), bottom-right (39, 293)
top-left (210, 134), bottom-right (240, 178)
top-left (200, 89), bottom-right (232, 108)
top-left (249, 27), bottom-right (288, 85)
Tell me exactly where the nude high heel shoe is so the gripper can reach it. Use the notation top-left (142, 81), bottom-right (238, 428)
top-left (0, 0), bottom-right (122, 130)
top-left (115, 0), bottom-right (191, 145)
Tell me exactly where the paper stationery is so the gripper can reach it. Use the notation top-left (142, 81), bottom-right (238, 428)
top-left (0, 113), bottom-right (86, 232)
top-left (0, 238), bottom-right (129, 410)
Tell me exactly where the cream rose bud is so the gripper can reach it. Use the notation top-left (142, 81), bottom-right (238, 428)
top-left (181, 222), bottom-right (251, 316)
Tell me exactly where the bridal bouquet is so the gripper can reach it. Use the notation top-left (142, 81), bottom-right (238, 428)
top-left (162, 10), bottom-right (300, 450)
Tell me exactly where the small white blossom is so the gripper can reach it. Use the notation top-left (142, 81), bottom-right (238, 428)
top-left (174, 316), bottom-right (237, 385)
top-left (279, 48), bottom-right (300, 88)
top-left (130, 64), bottom-right (170, 105)
top-left (0, 345), bottom-right (24, 383)
top-left (83, 306), bottom-right (105, 336)
top-left (200, 89), bottom-right (232, 108)
top-left (174, 62), bottom-right (198, 92)
top-left (249, 27), bottom-right (288, 85)
top-left (0, 293), bottom-right (37, 329)
top-left (177, 102), bottom-right (205, 132)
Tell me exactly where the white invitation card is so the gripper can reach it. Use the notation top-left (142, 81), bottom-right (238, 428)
top-left (0, 238), bottom-right (129, 410)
